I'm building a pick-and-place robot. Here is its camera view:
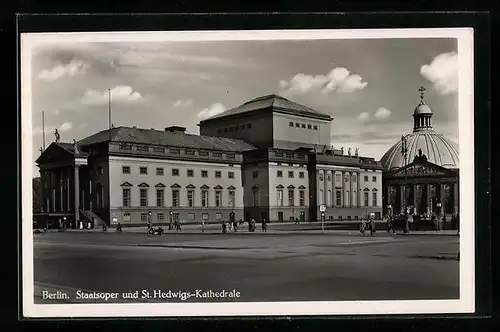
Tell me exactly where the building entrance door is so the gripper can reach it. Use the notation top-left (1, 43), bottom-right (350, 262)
top-left (300, 211), bottom-right (305, 222)
top-left (277, 212), bottom-right (283, 222)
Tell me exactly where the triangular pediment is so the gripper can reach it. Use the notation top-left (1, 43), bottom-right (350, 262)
top-left (276, 184), bottom-right (284, 189)
top-left (138, 182), bottom-right (150, 188)
top-left (171, 183), bottom-right (181, 188)
top-left (298, 185), bottom-right (306, 189)
top-left (227, 185), bottom-right (236, 190)
top-left (155, 183), bottom-right (166, 188)
top-left (214, 185), bottom-right (223, 190)
top-left (186, 184), bottom-right (196, 189)
top-left (35, 142), bottom-right (75, 164)
top-left (121, 181), bottom-right (133, 187)
top-left (200, 184), bottom-right (210, 189)
top-left (391, 161), bottom-right (453, 178)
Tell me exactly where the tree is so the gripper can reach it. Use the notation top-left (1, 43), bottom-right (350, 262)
top-left (32, 177), bottom-right (42, 213)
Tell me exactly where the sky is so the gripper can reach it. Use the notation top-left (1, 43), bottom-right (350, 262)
top-left (28, 36), bottom-right (459, 177)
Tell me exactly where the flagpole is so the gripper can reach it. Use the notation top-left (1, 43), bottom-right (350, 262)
top-left (42, 111), bottom-right (46, 150)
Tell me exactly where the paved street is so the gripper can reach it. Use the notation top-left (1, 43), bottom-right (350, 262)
top-left (33, 230), bottom-right (459, 304)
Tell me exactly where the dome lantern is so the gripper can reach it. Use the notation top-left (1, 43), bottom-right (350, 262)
top-left (412, 86), bottom-right (433, 132)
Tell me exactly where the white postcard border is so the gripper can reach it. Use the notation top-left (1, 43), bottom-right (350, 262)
top-left (21, 28), bottom-right (475, 318)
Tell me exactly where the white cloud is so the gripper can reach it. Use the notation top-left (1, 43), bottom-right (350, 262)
top-left (357, 112), bottom-right (370, 123)
top-left (173, 99), bottom-right (194, 108)
top-left (33, 122), bottom-right (74, 136)
top-left (196, 103), bottom-right (226, 120)
top-left (280, 67), bottom-right (367, 95)
top-left (374, 107), bottom-right (392, 119)
top-left (81, 85), bottom-right (143, 106)
top-left (420, 52), bottom-right (458, 94)
top-left (38, 59), bottom-right (90, 82)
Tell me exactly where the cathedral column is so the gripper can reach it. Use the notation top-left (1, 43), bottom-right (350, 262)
top-left (357, 171), bottom-right (361, 208)
top-left (440, 183), bottom-right (445, 216)
top-left (74, 165), bottom-right (80, 226)
top-left (59, 170), bottom-right (64, 212)
top-left (413, 184), bottom-right (418, 214)
top-left (349, 172), bottom-right (353, 208)
top-left (400, 184), bottom-right (405, 214)
top-left (341, 171), bottom-right (345, 207)
top-left (453, 182), bottom-right (459, 214)
top-left (426, 184), bottom-right (431, 215)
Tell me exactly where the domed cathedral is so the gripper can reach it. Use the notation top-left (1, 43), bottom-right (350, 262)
top-left (381, 87), bottom-right (460, 220)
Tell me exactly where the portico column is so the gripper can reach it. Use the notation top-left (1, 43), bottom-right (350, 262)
top-left (357, 172), bottom-right (361, 208)
top-left (349, 172), bottom-right (353, 208)
top-left (400, 185), bottom-right (405, 214)
top-left (413, 184), bottom-right (418, 214)
top-left (440, 183), bottom-right (445, 216)
top-left (453, 182), bottom-right (459, 214)
top-left (426, 184), bottom-right (431, 214)
top-left (74, 165), bottom-right (80, 226)
top-left (341, 171), bottom-right (345, 207)
top-left (59, 170), bottom-right (64, 212)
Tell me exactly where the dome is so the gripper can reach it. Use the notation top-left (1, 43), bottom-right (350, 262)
top-left (414, 103), bottom-right (432, 115)
top-left (380, 131), bottom-right (459, 170)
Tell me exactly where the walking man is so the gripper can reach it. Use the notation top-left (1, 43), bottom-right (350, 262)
top-left (262, 218), bottom-right (267, 232)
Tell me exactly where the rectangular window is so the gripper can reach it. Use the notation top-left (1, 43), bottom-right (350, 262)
top-left (252, 190), bottom-right (259, 207)
top-left (295, 122), bottom-right (300, 127)
top-left (153, 147), bottom-right (165, 153)
top-left (187, 169), bottom-right (194, 177)
top-left (307, 124), bottom-right (312, 129)
top-left (274, 151), bottom-right (283, 157)
top-left (285, 152), bottom-right (294, 158)
top-left (313, 125), bottom-right (318, 130)
top-left (372, 192), bottom-right (377, 207)
top-left (188, 213), bottom-right (195, 220)
top-left (139, 167), bottom-right (147, 175)
top-left (156, 167), bottom-right (164, 176)
top-left (277, 170), bottom-right (283, 178)
top-left (122, 188), bottom-right (130, 207)
top-left (213, 152), bottom-right (222, 158)
top-left (215, 190), bottom-right (222, 207)
top-left (299, 171), bottom-right (305, 178)
top-left (215, 171), bottom-right (222, 178)
top-left (372, 176), bottom-right (377, 182)
top-left (247, 123), bottom-right (252, 129)
top-left (156, 189), bottom-right (164, 207)
top-left (169, 148), bottom-right (180, 155)
top-left (228, 171), bottom-right (235, 179)
top-left (240, 124), bottom-right (245, 130)
top-left (228, 190), bottom-right (235, 207)
top-left (119, 144), bottom-right (132, 151)
top-left (137, 145), bottom-right (149, 152)
top-left (202, 213), bottom-right (209, 220)
top-left (216, 212), bottom-right (222, 220)
top-left (336, 191), bottom-right (342, 206)
top-left (199, 151), bottom-right (209, 157)
top-left (185, 149), bottom-right (195, 156)
top-left (364, 192), bottom-right (369, 207)
top-left (201, 170), bottom-right (208, 178)
top-left (172, 168), bottom-right (179, 176)
top-left (252, 171), bottom-right (259, 179)
top-left (172, 189), bottom-right (179, 207)
top-left (173, 213), bottom-right (179, 221)
top-left (226, 153), bottom-right (235, 159)
top-left (301, 124), bottom-right (306, 128)
top-left (140, 189), bottom-right (148, 207)
top-left (201, 190), bottom-right (208, 207)
top-left (123, 212), bottom-right (131, 221)
top-left (289, 122), bottom-right (294, 127)
top-left (327, 174), bottom-right (331, 181)
top-left (122, 166), bottom-right (130, 174)
top-left (141, 213), bottom-right (148, 222)
top-left (277, 189), bottom-right (283, 207)
top-left (288, 171), bottom-right (294, 178)
top-left (157, 213), bottom-right (165, 221)
top-left (299, 190), bottom-right (305, 206)
top-left (288, 189), bottom-right (295, 206)
top-left (187, 190), bottom-right (194, 207)
top-left (364, 175), bottom-right (369, 182)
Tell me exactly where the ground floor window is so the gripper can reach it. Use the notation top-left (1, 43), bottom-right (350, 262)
top-left (336, 191), bottom-right (341, 206)
top-left (202, 213), bottom-right (209, 220)
top-left (123, 212), bottom-right (131, 221)
top-left (140, 213), bottom-right (148, 222)
top-left (172, 213), bottom-right (179, 221)
top-left (278, 212), bottom-right (283, 222)
top-left (216, 212), bottom-right (222, 220)
top-left (364, 192), bottom-right (369, 206)
top-left (157, 212), bottom-right (165, 221)
top-left (188, 213), bottom-right (195, 220)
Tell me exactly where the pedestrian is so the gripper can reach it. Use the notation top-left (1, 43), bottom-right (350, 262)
top-left (441, 214), bottom-right (447, 231)
top-left (262, 218), bottom-right (267, 232)
top-left (222, 220), bottom-right (227, 234)
top-left (369, 218), bottom-right (375, 236)
top-left (228, 220), bottom-right (233, 232)
top-left (233, 220), bottom-right (238, 232)
top-left (295, 217), bottom-right (299, 224)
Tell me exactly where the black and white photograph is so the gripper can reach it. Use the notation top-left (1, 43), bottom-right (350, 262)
top-left (21, 29), bottom-right (474, 317)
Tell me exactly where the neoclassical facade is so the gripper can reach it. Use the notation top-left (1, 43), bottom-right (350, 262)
top-left (381, 88), bottom-right (460, 217)
top-left (35, 94), bottom-right (383, 227)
